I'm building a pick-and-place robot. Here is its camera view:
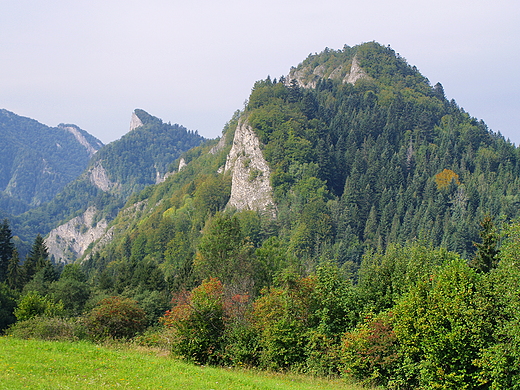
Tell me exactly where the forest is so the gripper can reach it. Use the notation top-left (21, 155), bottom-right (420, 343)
top-left (1, 42), bottom-right (520, 389)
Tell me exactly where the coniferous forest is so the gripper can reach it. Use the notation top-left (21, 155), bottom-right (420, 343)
top-left (2, 42), bottom-right (520, 389)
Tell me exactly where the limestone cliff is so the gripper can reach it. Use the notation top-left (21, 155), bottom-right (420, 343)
top-left (89, 161), bottom-right (118, 192)
top-left (224, 119), bottom-right (276, 216)
top-left (45, 206), bottom-right (109, 264)
top-left (129, 111), bottom-right (144, 131)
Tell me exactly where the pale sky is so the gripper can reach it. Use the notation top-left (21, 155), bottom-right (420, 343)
top-left (1, 0), bottom-right (519, 145)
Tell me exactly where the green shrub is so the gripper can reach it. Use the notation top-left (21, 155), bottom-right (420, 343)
top-left (6, 316), bottom-right (86, 341)
top-left (84, 296), bottom-right (147, 340)
top-left (161, 278), bottom-right (226, 364)
top-left (14, 291), bottom-right (64, 321)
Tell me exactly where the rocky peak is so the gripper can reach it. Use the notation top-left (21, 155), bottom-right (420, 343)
top-left (129, 111), bottom-right (144, 132)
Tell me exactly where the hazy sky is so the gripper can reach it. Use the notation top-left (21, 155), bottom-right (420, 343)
top-left (1, 1), bottom-right (519, 145)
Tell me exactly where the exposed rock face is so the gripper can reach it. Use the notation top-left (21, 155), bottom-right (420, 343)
top-left (59, 125), bottom-right (102, 157)
top-left (129, 112), bottom-right (144, 131)
top-left (155, 169), bottom-right (173, 184)
top-left (287, 54), bottom-right (368, 88)
top-left (224, 119), bottom-right (276, 216)
top-left (178, 158), bottom-right (187, 171)
top-left (344, 55), bottom-right (368, 84)
top-left (209, 135), bottom-right (226, 155)
top-left (89, 161), bottom-right (117, 192)
top-left (45, 206), bottom-right (109, 264)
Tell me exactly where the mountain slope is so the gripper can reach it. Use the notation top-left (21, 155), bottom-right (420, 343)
top-left (0, 109), bottom-right (103, 214)
top-left (80, 42), bottom-right (520, 291)
top-left (12, 109), bottom-right (204, 261)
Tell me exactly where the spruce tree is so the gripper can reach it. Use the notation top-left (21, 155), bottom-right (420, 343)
top-left (470, 215), bottom-right (500, 273)
top-left (6, 248), bottom-right (21, 290)
top-left (0, 219), bottom-right (14, 283)
top-left (21, 234), bottom-right (49, 284)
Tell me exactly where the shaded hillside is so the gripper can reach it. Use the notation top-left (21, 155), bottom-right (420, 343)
top-left (11, 109), bottom-right (204, 260)
top-left (0, 109), bottom-right (103, 215)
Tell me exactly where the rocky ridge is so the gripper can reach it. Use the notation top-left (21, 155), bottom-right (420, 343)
top-left (59, 124), bottom-right (103, 157)
top-left (287, 54), bottom-right (368, 88)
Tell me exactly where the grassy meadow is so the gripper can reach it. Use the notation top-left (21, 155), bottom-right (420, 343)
top-left (0, 337), bottom-right (365, 390)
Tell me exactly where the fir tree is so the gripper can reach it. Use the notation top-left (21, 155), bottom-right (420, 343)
top-left (21, 234), bottom-right (49, 284)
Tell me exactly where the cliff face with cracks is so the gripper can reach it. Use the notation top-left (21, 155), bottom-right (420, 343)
top-left (224, 119), bottom-right (276, 217)
top-left (45, 206), bottom-right (109, 264)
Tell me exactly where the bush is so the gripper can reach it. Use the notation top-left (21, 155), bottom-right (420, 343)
top-left (341, 311), bottom-right (399, 387)
top-left (6, 316), bottom-right (86, 341)
top-left (84, 296), bottom-right (147, 340)
top-left (14, 291), bottom-right (64, 321)
top-left (161, 278), bottom-right (226, 364)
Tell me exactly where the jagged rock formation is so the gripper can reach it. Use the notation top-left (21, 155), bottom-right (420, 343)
top-left (178, 158), bottom-right (187, 171)
top-left (224, 119), bottom-right (276, 216)
top-left (45, 206), bottom-right (108, 263)
top-left (209, 135), bottom-right (227, 155)
top-left (287, 54), bottom-right (368, 88)
top-left (88, 161), bottom-right (118, 192)
top-left (344, 55), bottom-right (368, 84)
top-left (129, 111), bottom-right (144, 131)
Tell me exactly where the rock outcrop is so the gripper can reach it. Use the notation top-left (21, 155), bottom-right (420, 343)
top-left (89, 161), bottom-right (117, 192)
top-left (45, 206), bottom-right (109, 264)
top-left (129, 111), bottom-right (144, 131)
top-left (224, 119), bottom-right (276, 217)
top-left (287, 54), bottom-right (368, 88)
top-left (344, 55), bottom-right (368, 84)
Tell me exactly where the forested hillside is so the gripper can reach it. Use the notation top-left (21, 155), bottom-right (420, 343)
top-left (11, 109), bottom-right (205, 256)
top-left (2, 42), bottom-right (520, 389)
top-left (0, 109), bottom-right (103, 215)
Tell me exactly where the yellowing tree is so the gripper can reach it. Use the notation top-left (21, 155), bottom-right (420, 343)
top-left (435, 169), bottom-right (460, 190)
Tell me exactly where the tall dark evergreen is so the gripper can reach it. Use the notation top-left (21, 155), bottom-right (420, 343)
top-left (6, 248), bottom-right (21, 290)
top-left (470, 215), bottom-right (500, 273)
top-left (21, 234), bottom-right (49, 284)
top-left (0, 219), bottom-right (14, 282)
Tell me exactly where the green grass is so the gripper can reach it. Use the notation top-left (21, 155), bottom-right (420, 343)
top-left (0, 336), bottom-right (364, 390)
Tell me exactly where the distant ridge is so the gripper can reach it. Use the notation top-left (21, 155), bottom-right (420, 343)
top-left (0, 109), bottom-right (104, 215)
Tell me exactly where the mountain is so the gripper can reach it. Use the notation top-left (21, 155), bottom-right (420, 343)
top-left (12, 109), bottom-right (204, 262)
top-left (6, 42), bottom-right (520, 387)
top-left (0, 109), bottom-right (103, 215)
top-left (79, 42), bottom-right (520, 288)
